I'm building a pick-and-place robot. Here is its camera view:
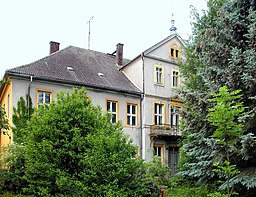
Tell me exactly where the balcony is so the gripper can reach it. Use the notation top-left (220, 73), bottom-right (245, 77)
top-left (150, 124), bottom-right (181, 138)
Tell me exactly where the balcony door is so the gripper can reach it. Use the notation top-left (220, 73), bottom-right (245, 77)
top-left (169, 147), bottom-right (179, 175)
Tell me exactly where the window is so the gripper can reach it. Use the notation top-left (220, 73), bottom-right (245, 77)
top-left (171, 106), bottom-right (181, 134)
top-left (171, 69), bottom-right (180, 88)
top-left (127, 103), bottom-right (137, 126)
top-left (170, 45), bottom-right (180, 59)
top-left (154, 103), bottom-right (164, 125)
top-left (154, 144), bottom-right (164, 164)
top-left (154, 64), bottom-right (164, 86)
top-left (107, 100), bottom-right (118, 123)
top-left (37, 90), bottom-right (53, 107)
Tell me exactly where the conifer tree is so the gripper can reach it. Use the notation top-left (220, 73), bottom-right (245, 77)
top-left (179, 0), bottom-right (256, 194)
top-left (12, 95), bottom-right (34, 143)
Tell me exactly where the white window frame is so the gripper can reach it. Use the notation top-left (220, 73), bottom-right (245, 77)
top-left (37, 90), bottom-right (52, 107)
top-left (171, 69), bottom-right (180, 88)
top-left (107, 100), bottom-right (118, 123)
top-left (154, 144), bottom-right (164, 164)
top-left (154, 103), bottom-right (164, 125)
top-left (154, 64), bottom-right (164, 86)
top-left (127, 103), bottom-right (137, 126)
top-left (171, 106), bottom-right (180, 127)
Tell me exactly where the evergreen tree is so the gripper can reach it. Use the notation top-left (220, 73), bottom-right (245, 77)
top-left (0, 106), bottom-right (9, 133)
top-left (12, 95), bottom-right (34, 143)
top-left (179, 0), bottom-right (256, 195)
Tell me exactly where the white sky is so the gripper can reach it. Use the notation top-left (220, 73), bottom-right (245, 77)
top-left (0, 0), bottom-right (207, 78)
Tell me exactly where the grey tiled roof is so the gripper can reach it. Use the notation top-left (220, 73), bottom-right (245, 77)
top-left (7, 46), bottom-right (141, 95)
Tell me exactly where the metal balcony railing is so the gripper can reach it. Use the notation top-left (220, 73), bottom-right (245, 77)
top-left (149, 124), bottom-right (181, 137)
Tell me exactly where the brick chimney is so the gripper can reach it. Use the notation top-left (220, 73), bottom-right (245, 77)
top-left (116, 43), bottom-right (123, 66)
top-left (49, 41), bottom-right (60, 54)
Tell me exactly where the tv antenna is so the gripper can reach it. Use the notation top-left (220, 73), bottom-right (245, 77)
top-left (87, 16), bottom-right (94, 50)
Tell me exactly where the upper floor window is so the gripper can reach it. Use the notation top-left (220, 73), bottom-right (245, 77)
top-left (154, 64), bottom-right (164, 86)
top-left (170, 45), bottom-right (180, 59)
top-left (107, 100), bottom-right (118, 123)
top-left (154, 103), bottom-right (164, 125)
top-left (37, 89), bottom-right (53, 107)
top-left (171, 69), bottom-right (180, 88)
top-left (127, 103), bottom-right (137, 126)
top-left (171, 106), bottom-right (181, 127)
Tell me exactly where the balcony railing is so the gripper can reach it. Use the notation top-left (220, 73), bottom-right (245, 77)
top-left (150, 124), bottom-right (181, 137)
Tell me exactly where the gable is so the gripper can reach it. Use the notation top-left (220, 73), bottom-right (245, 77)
top-left (144, 35), bottom-right (185, 62)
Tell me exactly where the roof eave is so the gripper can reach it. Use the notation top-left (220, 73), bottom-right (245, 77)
top-left (7, 71), bottom-right (142, 97)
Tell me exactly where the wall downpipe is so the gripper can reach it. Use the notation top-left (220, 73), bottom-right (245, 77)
top-left (140, 52), bottom-right (145, 159)
top-left (27, 76), bottom-right (33, 120)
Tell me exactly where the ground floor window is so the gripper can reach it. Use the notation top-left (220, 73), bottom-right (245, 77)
top-left (37, 89), bottom-right (53, 107)
top-left (154, 144), bottom-right (164, 164)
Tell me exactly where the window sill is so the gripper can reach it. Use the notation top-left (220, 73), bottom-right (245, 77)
top-left (155, 83), bottom-right (165, 87)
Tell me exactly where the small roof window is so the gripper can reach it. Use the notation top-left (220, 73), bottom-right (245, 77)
top-left (67, 66), bottom-right (74, 71)
top-left (98, 72), bottom-right (104, 77)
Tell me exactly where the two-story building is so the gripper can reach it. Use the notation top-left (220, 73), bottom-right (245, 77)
top-left (0, 25), bottom-right (185, 173)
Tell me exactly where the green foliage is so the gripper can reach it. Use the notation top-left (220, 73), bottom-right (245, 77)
top-left (166, 176), bottom-right (211, 197)
top-left (207, 86), bottom-right (246, 196)
top-left (0, 96), bottom-right (33, 195)
top-left (0, 145), bottom-right (27, 194)
top-left (179, 0), bottom-right (256, 195)
top-left (144, 156), bottom-right (172, 188)
top-left (12, 95), bottom-right (34, 143)
top-left (21, 88), bottom-right (150, 196)
top-left (0, 79), bottom-right (10, 133)
top-left (0, 106), bottom-right (9, 133)
top-left (208, 86), bottom-right (245, 146)
top-left (0, 193), bottom-right (31, 197)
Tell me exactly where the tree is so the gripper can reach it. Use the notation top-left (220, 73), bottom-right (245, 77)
top-left (0, 106), bottom-right (9, 133)
top-left (22, 88), bottom-right (151, 196)
top-left (179, 0), bottom-right (256, 195)
top-left (0, 80), bottom-right (9, 133)
top-left (0, 96), bottom-right (33, 194)
top-left (208, 86), bottom-right (245, 196)
top-left (12, 95), bottom-right (34, 143)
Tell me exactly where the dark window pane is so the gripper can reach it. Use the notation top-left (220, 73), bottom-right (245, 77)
top-left (107, 101), bottom-right (110, 110)
top-left (127, 115), bottom-right (130, 125)
top-left (112, 102), bottom-right (116, 112)
top-left (132, 105), bottom-right (136, 114)
top-left (171, 48), bottom-right (174, 57)
top-left (132, 116), bottom-right (136, 126)
top-left (38, 92), bottom-right (43, 103)
top-left (159, 116), bottom-right (162, 125)
top-left (45, 93), bottom-right (51, 103)
top-left (176, 50), bottom-right (179, 58)
top-left (159, 105), bottom-right (162, 114)
top-left (127, 104), bottom-right (130, 114)
top-left (112, 114), bottom-right (116, 123)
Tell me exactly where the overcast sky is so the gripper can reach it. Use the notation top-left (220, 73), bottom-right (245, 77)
top-left (0, 0), bottom-right (207, 77)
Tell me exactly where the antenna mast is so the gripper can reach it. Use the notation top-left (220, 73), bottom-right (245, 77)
top-left (87, 16), bottom-right (94, 50)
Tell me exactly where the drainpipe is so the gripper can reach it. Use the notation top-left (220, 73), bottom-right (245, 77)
top-left (140, 93), bottom-right (143, 158)
top-left (27, 76), bottom-right (33, 120)
top-left (140, 53), bottom-right (145, 159)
